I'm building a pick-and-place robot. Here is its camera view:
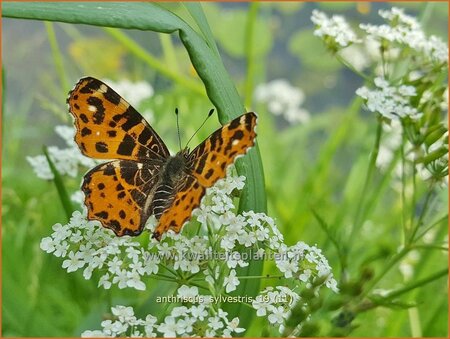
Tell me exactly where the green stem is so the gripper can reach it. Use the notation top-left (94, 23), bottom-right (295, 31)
top-left (350, 119), bottom-right (383, 245)
top-left (103, 27), bottom-right (205, 96)
top-left (238, 274), bottom-right (284, 280)
top-left (44, 21), bottom-right (69, 93)
top-left (243, 2), bottom-right (259, 108)
top-left (335, 53), bottom-right (370, 82)
top-left (401, 132), bottom-right (408, 245)
top-left (376, 268), bottom-right (448, 302)
top-left (408, 186), bottom-right (435, 244)
top-left (359, 246), bottom-right (409, 300)
top-left (414, 214), bottom-right (447, 241)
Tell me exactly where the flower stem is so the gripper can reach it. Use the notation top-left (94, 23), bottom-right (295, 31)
top-left (349, 119), bottom-right (383, 248)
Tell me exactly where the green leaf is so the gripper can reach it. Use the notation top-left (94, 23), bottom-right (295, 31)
top-left (43, 146), bottom-right (73, 221)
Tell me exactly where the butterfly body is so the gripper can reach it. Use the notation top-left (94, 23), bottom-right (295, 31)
top-left (151, 151), bottom-right (189, 219)
top-left (68, 77), bottom-right (257, 241)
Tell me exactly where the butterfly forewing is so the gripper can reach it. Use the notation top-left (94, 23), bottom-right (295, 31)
top-left (188, 112), bottom-right (258, 187)
top-left (68, 77), bottom-right (169, 161)
top-left (82, 160), bottom-right (160, 236)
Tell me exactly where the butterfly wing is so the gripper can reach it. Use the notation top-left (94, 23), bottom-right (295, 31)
top-left (152, 175), bottom-right (205, 240)
top-left (82, 160), bottom-right (160, 236)
top-left (152, 112), bottom-right (258, 240)
top-left (68, 77), bottom-right (170, 161)
top-left (188, 112), bottom-right (258, 187)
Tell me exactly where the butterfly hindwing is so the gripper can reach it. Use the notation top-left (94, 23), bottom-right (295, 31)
top-left (188, 112), bottom-right (258, 187)
top-left (82, 160), bottom-right (160, 236)
top-left (152, 175), bottom-right (205, 240)
top-left (68, 77), bottom-right (169, 161)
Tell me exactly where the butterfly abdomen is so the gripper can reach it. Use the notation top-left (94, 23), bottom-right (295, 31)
top-left (152, 183), bottom-right (173, 219)
top-left (152, 152), bottom-right (189, 219)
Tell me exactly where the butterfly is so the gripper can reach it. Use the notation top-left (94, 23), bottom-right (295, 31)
top-left (67, 77), bottom-right (257, 240)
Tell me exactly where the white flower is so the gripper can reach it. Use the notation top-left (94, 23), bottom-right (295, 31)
top-left (189, 304), bottom-right (208, 321)
top-left (268, 306), bottom-right (289, 325)
top-left (252, 295), bottom-right (271, 316)
top-left (98, 273), bottom-right (112, 289)
top-left (311, 10), bottom-right (360, 48)
top-left (81, 330), bottom-right (108, 337)
top-left (276, 259), bottom-right (298, 278)
top-left (62, 251), bottom-right (85, 272)
top-left (40, 237), bottom-right (56, 253)
top-left (112, 269), bottom-right (129, 289)
top-left (356, 77), bottom-right (422, 120)
top-left (208, 316), bottom-right (224, 330)
top-left (227, 317), bottom-right (245, 334)
top-left (157, 316), bottom-right (183, 337)
top-left (177, 285), bottom-right (199, 299)
top-left (360, 7), bottom-right (448, 64)
top-left (254, 79), bottom-right (310, 124)
top-left (126, 270), bottom-right (146, 290)
top-left (112, 305), bottom-right (135, 323)
top-left (224, 269), bottom-right (240, 293)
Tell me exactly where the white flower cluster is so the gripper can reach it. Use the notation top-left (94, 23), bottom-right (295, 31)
top-left (252, 286), bottom-right (300, 330)
top-left (311, 9), bottom-right (360, 48)
top-left (40, 210), bottom-right (159, 291)
top-left (82, 287), bottom-right (245, 338)
top-left (360, 7), bottom-right (448, 64)
top-left (356, 77), bottom-right (422, 120)
top-left (41, 167), bottom-right (338, 333)
top-left (254, 79), bottom-right (310, 124)
top-left (26, 125), bottom-right (97, 180)
top-left (275, 242), bottom-right (339, 293)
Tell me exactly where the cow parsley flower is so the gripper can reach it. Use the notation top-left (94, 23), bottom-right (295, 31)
top-left (360, 7), bottom-right (448, 64)
top-left (252, 286), bottom-right (300, 332)
top-left (356, 77), bottom-right (422, 120)
top-left (311, 9), bottom-right (361, 49)
top-left (254, 79), bottom-right (310, 124)
top-left (82, 302), bottom-right (245, 338)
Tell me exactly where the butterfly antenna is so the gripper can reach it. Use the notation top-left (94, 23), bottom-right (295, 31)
top-left (185, 108), bottom-right (215, 149)
top-left (175, 108), bottom-right (182, 151)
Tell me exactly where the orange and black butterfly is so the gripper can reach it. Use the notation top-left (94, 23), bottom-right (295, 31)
top-left (67, 77), bottom-right (257, 240)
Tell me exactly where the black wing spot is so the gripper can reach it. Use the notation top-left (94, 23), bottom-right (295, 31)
top-left (95, 142), bottom-right (109, 153)
top-left (81, 127), bottom-right (92, 136)
top-left (104, 88), bottom-right (121, 105)
top-left (205, 168), bottom-right (214, 179)
top-left (79, 114), bottom-right (89, 123)
top-left (117, 134), bottom-right (136, 156)
top-left (119, 210), bottom-right (126, 219)
top-left (95, 211), bottom-right (109, 219)
top-left (107, 130), bottom-right (117, 138)
top-left (228, 117), bottom-right (241, 130)
top-left (87, 96), bottom-right (106, 125)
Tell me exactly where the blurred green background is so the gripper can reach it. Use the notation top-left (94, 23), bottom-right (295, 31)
top-left (2, 2), bottom-right (448, 337)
